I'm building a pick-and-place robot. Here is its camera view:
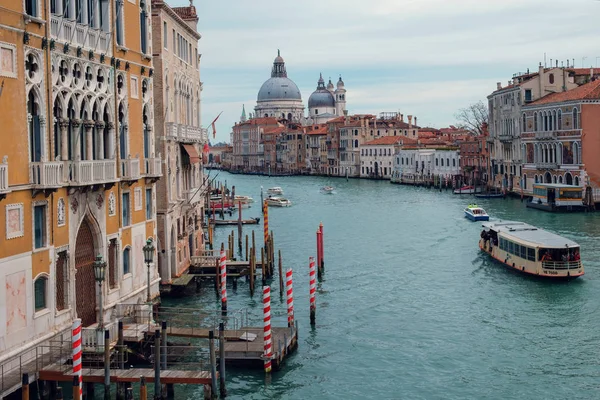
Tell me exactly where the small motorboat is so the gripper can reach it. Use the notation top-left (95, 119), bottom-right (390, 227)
top-left (266, 196), bottom-right (292, 207)
top-left (454, 185), bottom-right (481, 194)
top-left (214, 217), bottom-right (261, 226)
top-left (267, 187), bottom-right (284, 195)
top-left (321, 186), bottom-right (335, 194)
top-left (464, 204), bottom-right (489, 221)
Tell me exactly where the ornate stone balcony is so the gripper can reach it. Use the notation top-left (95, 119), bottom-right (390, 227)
top-left (120, 158), bottom-right (141, 181)
top-left (535, 162), bottom-right (559, 170)
top-left (66, 159), bottom-right (117, 186)
top-left (0, 156), bottom-right (9, 196)
top-left (50, 15), bottom-right (111, 54)
top-left (143, 157), bottom-right (162, 178)
top-left (165, 122), bottom-right (207, 143)
top-left (30, 161), bottom-right (65, 189)
top-left (534, 131), bottom-right (557, 140)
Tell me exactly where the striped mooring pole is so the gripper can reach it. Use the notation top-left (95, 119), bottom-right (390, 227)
top-left (220, 249), bottom-right (227, 313)
top-left (285, 268), bottom-right (294, 327)
top-left (263, 286), bottom-right (273, 373)
top-left (72, 318), bottom-right (83, 398)
top-left (309, 257), bottom-right (316, 325)
top-left (263, 200), bottom-right (269, 246)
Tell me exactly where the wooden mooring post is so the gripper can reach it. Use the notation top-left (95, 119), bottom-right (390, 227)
top-left (72, 375), bottom-right (81, 400)
top-left (21, 373), bottom-right (29, 400)
top-left (104, 329), bottom-right (110, 399)
top-left (278, 250), bottom-right (283, 297)
top-left (245, 234), bottom-right (248, 261)
top-left (209, 331), bottom-right (218, 398)
top-left (218, 323), bottom-right (227, 397)
top-left (250, 251), bottom-right (255, 296)
top-left (261, 247), bottom-right (266, 286)
top-left (139, 377), bottom-right (147, 400)
top-left (154, 329), bottom-right (161, 399)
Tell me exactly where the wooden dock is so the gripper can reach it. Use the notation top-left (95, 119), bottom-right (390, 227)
top-left (38, 364), bottom-right (213, 385)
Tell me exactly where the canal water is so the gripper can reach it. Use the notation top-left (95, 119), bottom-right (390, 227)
top-left (167, 172), bottom-right (600, 399)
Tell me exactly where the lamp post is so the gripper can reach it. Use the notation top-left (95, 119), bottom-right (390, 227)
top-left (93, 254), bottom-right (107, 328)
top-left (143, 238), bottom-right (155, 303)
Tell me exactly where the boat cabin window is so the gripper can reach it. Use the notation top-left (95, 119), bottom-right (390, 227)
top-left (559, 190), bottom-right (582, 199)
top-left (538, 247), bottom-right (580, 262)
top-left (499, 237), bottom-right (536, 261)
top-left (533, 187), bottom-right (548, 197)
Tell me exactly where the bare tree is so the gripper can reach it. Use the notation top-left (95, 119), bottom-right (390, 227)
top-left (455, 101), bottom-right (488, 135)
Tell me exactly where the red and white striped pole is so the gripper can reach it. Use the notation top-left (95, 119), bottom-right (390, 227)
top-left (309, 257), bottom-right (316, 325)
top-left (285, 268), bottom-right (294, 327)
top-left (263, 286), bottom-right (273, 373)
top-left (72, 318), bottom-right (83, 397)
top-left (220, 249), bottom-right (227, 313)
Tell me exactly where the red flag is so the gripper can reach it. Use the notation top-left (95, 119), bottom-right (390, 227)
top-left (211, 112), bottom-right (223, 139)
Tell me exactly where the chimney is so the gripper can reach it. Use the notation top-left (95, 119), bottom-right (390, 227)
top-left (408, 115), bottom-right (413, 128)
top-left (400, 113), bottom-right (404, 122)
top-left (591, 68), bottom-right (595, 79)
top-left (556, 60), bottom-right (558, 68)
top-left (496, 82), bottom-right (502, 90)
top-left (414, 116), bottom-right (418, 127)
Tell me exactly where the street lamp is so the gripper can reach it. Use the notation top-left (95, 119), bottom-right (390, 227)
top-left (143, 238), bottom-right (155, 303)
top-left (93, 254), bottom-right (107, 328)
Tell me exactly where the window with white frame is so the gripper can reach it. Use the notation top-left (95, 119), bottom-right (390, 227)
top-left (123, 246), bottom-right (131, 275)
top-left (116, 0), bottom-right (125, 46)
top-left (0, 42), bottom-right (17, 78)
top-left (130, 75), bottom-right (139, 99)
top-left (163, 22), bottom-right (168, 49)
top-left (140, 0), bottom-right (148, 54)
top-left (34, 203), bottom-right (47, 249)
top-left (134, 187), bottom-right (142, 211)
top-left (122, 192), bottom-right (130, 226)
top-left (145, 188), bottom-right (152, 219)
top-left (34, 275), bottom-right (48, 311)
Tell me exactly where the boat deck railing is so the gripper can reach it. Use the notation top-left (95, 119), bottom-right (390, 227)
top-left (542, 260), bottom-right (582, 270)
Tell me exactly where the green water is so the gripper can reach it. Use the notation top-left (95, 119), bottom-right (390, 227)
top-left (99, 172), bottom-right (600, 399)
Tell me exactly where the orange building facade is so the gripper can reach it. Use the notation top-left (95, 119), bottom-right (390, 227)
top-left (0, 0), bottom-right (161, 377)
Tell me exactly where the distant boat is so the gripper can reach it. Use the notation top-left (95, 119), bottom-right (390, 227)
top-left (454, 185), bottom-right (482, 194)
top-left (474, 193), bottom-right (505, 199)
top-left (321, 186), bottom-right (335, 194)
top-left (267, 187), bottom-right (284, 195)
top-left (464, 204), bottom-right (489, 221)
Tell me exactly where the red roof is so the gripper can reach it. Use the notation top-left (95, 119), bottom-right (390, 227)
top-left (172, 6), bottom-right (197, 20)
top-left (304, 124), bottom-right (327, 135)
top-left (529, 79), bottom-right (600, 105)
top-left (567, 68), bottom-right (600, 76)
top-left (363, 136), bottom-right (405, 146)
top-left (263, 127), bottom-right (285, 135)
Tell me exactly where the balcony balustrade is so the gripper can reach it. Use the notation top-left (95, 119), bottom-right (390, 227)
top-left (67, 160), bottom-right (117, 185)
top-left (0, 158), bottom-right (8, 194)
top-left (534, 131), bottom-right (557, 140)
top-left (143, 157), bottom-right (162, 178)
top-left (30, 161), bottom-right (65, 188)
top-left (535, 162), bottom-right (558, 170)
top-left (120, 158), bottom-right (141, 181)
top-left (165, 122), bottom-right (207, 143)
top-left (50, 15), bottom-right (110, 54)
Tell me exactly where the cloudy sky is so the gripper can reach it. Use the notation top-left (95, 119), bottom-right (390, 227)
top-left (169, 0), bottom-right (599, 143)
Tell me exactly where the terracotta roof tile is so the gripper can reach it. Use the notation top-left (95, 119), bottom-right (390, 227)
top-left (172, 6), bottom-right (197, 20)
top-left (363, 136), bottom-right (406, 146)
top-left (529, 79), bottom-right (600, 105)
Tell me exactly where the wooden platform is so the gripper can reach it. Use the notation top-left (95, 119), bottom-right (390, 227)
top-left (122, 322), bottom-right (160, 343)
top-left (171, 273), bottom-right (196, 287)
top-left (214, 219), bottom-right (260, 226)
top-left (38, 364), bottom-right (213, 385)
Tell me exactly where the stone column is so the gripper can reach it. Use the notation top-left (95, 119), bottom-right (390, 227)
top-left (59, 118), bottom-right (69, 161)
top-left (84, 120), bottom-right (95, 160)
top-left (71, 119), bottom-right (82, 161)
top-left (96, 121), bottom-right (105, 159)
top-left (106, 122), bottom-right (115, 159)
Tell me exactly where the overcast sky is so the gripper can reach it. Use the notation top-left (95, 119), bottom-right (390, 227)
top-left (168, 0), bottom-right (600, 143)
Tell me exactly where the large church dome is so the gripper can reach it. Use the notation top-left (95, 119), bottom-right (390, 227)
top-left (308, 74), bottom-right (335, 108)
top-left (257, 51), bottom-right (302, 102)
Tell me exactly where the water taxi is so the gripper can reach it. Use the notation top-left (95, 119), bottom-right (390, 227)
top-left (479, 220), bottom-right (583, 279)
top-left (526, 183), bottom-right (584, 212)
top-left (464, 204), bottom-right (489, 221)
top-left (267, 187), bottom-right (284, 195)
top-left (454, 185), bottom-right (482, 194)
top-left (321, 186), bottom-right (335, 194)
top-left (266, 196), bottom-right (292, 207)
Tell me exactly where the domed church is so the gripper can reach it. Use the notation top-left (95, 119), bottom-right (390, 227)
top-left (255, 50), bottom-right (305, 122)
top-left (254, 51), bottom-right (347, 124)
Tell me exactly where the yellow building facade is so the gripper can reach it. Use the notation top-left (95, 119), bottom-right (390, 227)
top-left (0, 0), bottom-right (162, 381)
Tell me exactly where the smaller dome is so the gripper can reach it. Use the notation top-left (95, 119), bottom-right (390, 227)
top-left (337, 76), bottom-right (345, 88)
top-left (327, 78), bottom-right (334, 91)
top-left (308, 91), bottom-right (335, 108)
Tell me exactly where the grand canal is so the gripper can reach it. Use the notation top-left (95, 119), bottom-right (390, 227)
top-left (168, 171), bottom-right (600, 400)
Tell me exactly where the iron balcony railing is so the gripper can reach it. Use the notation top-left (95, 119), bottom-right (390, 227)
top-left (30, 161), bottom-right (65, 188)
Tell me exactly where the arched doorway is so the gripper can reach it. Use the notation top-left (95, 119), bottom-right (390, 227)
top-left (75, 218), bottom-right (97, 326)
top-left (374, 162), bottom-right (379, 177)
top-left (544, 172), bottom-right (552, 183)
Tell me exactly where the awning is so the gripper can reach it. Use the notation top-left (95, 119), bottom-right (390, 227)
top-left (181, 144), bottom-right (200, 164)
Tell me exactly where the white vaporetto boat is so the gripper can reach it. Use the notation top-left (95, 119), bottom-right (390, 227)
top-left (479, 220), bottom-right (583, 279)
top-left (266, 196), bottom-right (292, 207)
top-left (267, 187), bottom-right (284, 195)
